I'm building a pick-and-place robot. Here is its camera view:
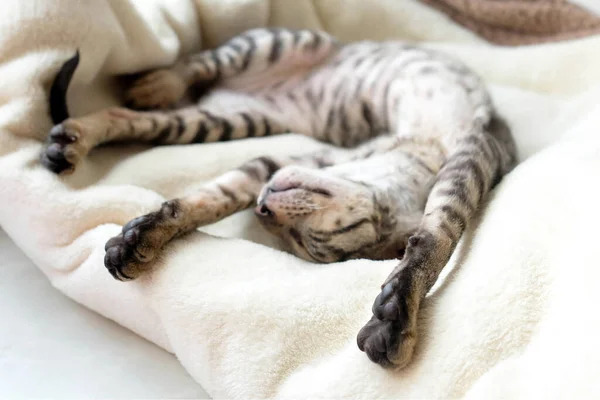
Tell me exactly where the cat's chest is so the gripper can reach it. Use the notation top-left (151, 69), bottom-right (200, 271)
top-left (328, 151), bottom-right (436, 191)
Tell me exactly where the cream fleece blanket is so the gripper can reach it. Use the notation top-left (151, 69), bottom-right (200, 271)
top-left (2, 0), bottom-right (600, 398)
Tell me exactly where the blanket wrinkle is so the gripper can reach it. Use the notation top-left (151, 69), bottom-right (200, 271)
top-left (2, 0), bottom-right (600, 398)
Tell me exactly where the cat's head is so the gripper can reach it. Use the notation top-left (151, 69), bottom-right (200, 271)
top-left (254, 165), bottom-right (417, 262)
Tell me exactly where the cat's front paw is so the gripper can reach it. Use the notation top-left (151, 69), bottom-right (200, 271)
top-left (357, 278), bottom-right (418, 369)
top-left (125, 69), bottom-right (187, 110)
top-left (104, 200), bottom-right (182, 281)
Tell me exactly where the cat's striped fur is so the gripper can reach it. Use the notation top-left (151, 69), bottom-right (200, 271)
top-left (42, 28), bottom-right (517, 369)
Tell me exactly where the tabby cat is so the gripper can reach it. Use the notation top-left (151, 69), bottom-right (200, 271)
top-left (42, 28), bottom-right (516, 369)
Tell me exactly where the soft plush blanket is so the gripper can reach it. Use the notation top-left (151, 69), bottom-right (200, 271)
top-left (2, 0), bottom-right (600, 398)
top-left (418, 0), bottom-right (600, 45)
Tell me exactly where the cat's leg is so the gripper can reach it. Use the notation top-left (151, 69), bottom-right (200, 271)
top-left (41, 93), bottom-right (286, 174)
top-left (103, 145), bottom-right (354, 281)
top-left (357, 116), bottom-right (517, 368)
top-left (42, 28), bottom-right (337, 174)
top-left (125, 28), bottom-right (338, 110)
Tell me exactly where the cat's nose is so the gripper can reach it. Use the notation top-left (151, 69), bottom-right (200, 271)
top-left (255, 187), bottom-right (276, 218)
top-left (254, 203), bottom-right (274, 218)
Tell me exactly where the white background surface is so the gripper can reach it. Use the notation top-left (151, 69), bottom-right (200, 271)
top-left (0, 229), bottom-right (209, 399)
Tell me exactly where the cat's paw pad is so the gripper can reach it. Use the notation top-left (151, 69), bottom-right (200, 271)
top-left (357, 280), bottom-right (417, 369)
top-left (41, 121), bottom-right (85, 174)
top-left (104, 201), bottom-right (181, 281)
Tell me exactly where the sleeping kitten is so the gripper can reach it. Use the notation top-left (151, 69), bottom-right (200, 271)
top-left (42, 28), bottom-right (516, 369)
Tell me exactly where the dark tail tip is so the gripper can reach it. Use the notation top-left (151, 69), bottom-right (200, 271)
top-left (49, 50), bottom-right (80, 125)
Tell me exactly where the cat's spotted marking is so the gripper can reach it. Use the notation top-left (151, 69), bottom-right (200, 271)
top-left (42, 28), bottom-right (516, 370)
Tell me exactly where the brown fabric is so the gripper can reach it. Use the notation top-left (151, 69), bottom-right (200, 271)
top-left (418, 0), bottom-right (600, 45)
